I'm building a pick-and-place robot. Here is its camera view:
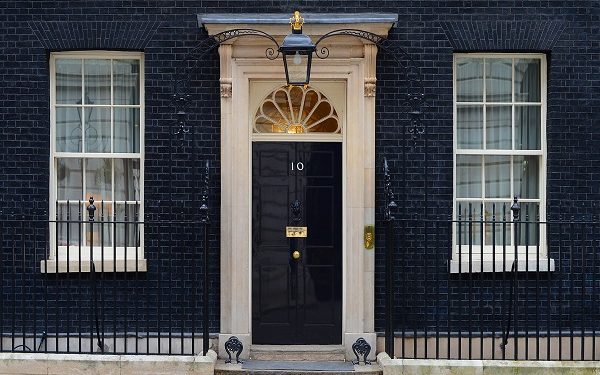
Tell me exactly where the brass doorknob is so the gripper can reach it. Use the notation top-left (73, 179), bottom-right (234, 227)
top-left (292, 250), bottom-right (301, 260)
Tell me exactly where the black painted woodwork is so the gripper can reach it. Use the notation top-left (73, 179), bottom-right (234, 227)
top-left (252, 142), bottom-right (342, 345)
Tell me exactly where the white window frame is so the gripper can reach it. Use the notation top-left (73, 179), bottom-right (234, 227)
top-left (451, 53), bottom-right (553, 273)
top-left (45, 51), bottom-right (146, 273)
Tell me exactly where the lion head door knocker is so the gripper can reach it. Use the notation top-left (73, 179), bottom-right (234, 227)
top-left (290, 199), bottom-right (302, 224)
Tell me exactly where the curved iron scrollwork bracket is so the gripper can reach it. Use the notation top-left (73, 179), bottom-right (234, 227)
top-left (174, 27), bottom-right (426, 146)
top-left (173, 29), bottom-right (281, 146)
top-left (314, 29), bottom-right (426, 145)
top-left (383, 157), bottom-right (398, 222)
top-left (199, 160), bottom-right (210, 224)
top-left (351, 337), bottom-right (372, 365)
top-left (224, 336), bottom-right (244, 364)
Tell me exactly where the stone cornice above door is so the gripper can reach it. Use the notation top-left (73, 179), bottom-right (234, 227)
top-left (198, 12), bottom-right (397, 38)
top-left (197, 13), bottom-right (397, 58)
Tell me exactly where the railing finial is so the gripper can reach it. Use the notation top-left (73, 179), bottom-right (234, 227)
top-left (87, 196), bottom-right (96, 221)
top-left (510, 196), bottom-right (520, 221)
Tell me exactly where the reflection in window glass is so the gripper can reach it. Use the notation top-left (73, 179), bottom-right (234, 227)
top-left (456, 58), bottom-right (483, 102)
top-left (56, 107), bottom-right (82, 152)
top-left (456, 155), bottom-right (482, 198)
top-left (486, 59), bottom-right (512, 102)
top-left (57, 158), bottom-right (83, 201)
top-left (485, 156), bottom-right (510, 198)
top-left (486, 106), bottom-right (511, 150)
top-left (515, 106), bottom-right (541, 150)
top-left (457, 106), bottom-right (483, 149)
top-left (56, 59), bottom-right (82, 105)
top-left (84, 59), bottom-right (111, 105)
top-left (515, 59), bottom-right (540, 102)
top-left (113, 60), bottom-right (140, 105)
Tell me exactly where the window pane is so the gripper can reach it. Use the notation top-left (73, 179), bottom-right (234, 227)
top-left (456, 58), bottom-right (483, 102)
top-left (85, 107), bottom-right (111, 153)
top-left (85, 158), bottom-right (112, 202)
top-left (515, 106), bottom-right (541, 150)
top-left (484, 202), bottom-right (511, 247)
top-left (56, 59), bottom-right (81, 105)
top-left (84, 59), bottom-right (111, 105)
top-left (515, 59), bottom-right (540, 102)
top-left (485, 59), bottom-right (512, 102)
top-left (517, 202), bottom-right (540, 246)
top-left (114, 159), bottom-right (140, 201)
top-left (485, 156), bottom-right (510, 198)
top-left (88, 201), bottom-right (113, 248)
top-left (514, 155), bottom-right (539, 199)
top-left (114, 108), bottom-right (140, 153)
top-left (456, 155), bottom-right (482, 198)
top-left (57, 158), bottom-right (82, 200)
top-left (113, 60), bottom-right (140, 105)
top-left (56, 107), bottom-right (82, 152)
top-left (115, 203), bottom-right (140, 247)
top-left (486, 105), bottom-right (512, 150)
top-left (57, 202), bottom-right (82, 247)
top-left (456, 202), bottom-right (482, 246)
top-left (457, 106), bottom-right (483, 149)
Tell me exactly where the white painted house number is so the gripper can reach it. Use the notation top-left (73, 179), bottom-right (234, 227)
top-left (290, 162), bottom-right (304, 171)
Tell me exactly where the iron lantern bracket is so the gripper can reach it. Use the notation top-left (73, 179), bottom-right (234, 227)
top-left (173, 26), bottom-right (426, 144)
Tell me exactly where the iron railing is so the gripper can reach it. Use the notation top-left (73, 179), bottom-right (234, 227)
top-left (382, 158), bottom-right (600, 361)
top-left (0, 163), bottom-right (212, 356)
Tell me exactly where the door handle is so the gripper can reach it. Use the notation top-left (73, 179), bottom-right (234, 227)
top-left (292, 250), bottom-right (301, 260)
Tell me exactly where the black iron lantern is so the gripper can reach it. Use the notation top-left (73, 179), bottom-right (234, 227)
top-left (279, 11), bottom-right (316, 86)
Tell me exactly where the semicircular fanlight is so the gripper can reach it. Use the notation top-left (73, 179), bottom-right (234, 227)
top-left (254, 85), bottom-right (341, 134)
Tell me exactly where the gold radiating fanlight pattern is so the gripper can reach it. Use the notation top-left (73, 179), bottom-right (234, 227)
top-left (254, 85), bottom-right (340, 134)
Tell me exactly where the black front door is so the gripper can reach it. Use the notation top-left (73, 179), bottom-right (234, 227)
top-left (252, 142), bottom-right (342, 345)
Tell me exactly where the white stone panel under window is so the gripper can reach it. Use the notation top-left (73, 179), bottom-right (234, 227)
top-left (47, 51), bottom-right (145, 273)
top-left (452, 53), bottom-right (552, 273)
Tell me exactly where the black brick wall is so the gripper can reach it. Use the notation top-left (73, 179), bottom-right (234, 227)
top-left (0, 0), bottom-right (598, 343)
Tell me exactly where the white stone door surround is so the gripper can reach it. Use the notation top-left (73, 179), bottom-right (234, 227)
top-left (198, 13), bottom-right (397, 359)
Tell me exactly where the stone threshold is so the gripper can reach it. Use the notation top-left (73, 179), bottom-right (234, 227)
top-left (0, 350), bottom-right (217, 375)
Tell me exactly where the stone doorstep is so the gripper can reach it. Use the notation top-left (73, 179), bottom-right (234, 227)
top-left (250, 345), bottom-right (346, 361)
top-left (376, 353), bottom-right (600, 375)
top-left (214, 360), bottom-right (382, 375)
top-left (0, 350), bottom-right (217, 375)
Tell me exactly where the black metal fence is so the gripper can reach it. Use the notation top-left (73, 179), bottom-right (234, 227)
top-left (382, 158), bottom-right (600, 361)
top-left (0, 194), bottom-right (212, 356)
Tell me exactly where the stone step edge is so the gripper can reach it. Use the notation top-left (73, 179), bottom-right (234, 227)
top-left (215, 364), bottom-right (381, 374)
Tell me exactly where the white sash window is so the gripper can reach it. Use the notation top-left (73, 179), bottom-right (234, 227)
top-left (452, 53), bottom-right (551, 273)
top-left (47, 51), bottom-right (145, 272)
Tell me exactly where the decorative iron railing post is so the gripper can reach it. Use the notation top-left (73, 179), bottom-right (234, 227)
top-left (501, 197), bottom-right (521, 357)
top-left (383, 157), bottom-right (398, 358)
top-left (200, 161), bottom-right (210, 355)
top-left (511, 196), bottom-right (520, 359)
top-left (87, 197), bottom-right (104, 353)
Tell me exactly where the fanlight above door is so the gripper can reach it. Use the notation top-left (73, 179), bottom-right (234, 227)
top-left (254, 85), bottom-right (340, 134)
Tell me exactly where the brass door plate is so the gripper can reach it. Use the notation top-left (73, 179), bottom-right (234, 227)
top-left (286, 226), bottom-right (308, 238)
top-left (364, 225), bottom-right (374, 249)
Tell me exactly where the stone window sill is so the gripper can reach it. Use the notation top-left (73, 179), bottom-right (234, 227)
top-left (40, 259), bottom-right (147, 273)
top-left (449, 258), bottom-right (555, 274)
